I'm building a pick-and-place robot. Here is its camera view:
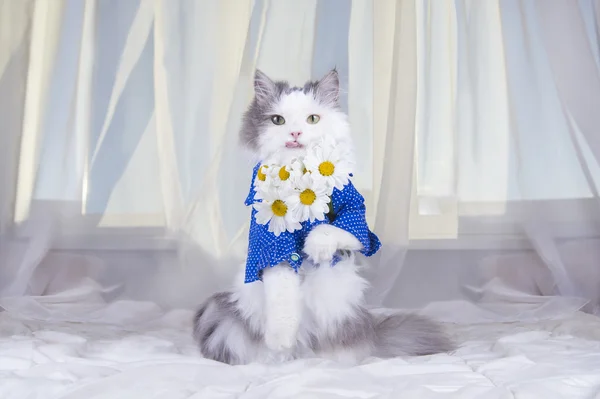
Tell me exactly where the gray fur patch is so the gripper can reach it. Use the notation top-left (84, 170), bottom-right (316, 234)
top-left (213, 340), bottom-right (233, 365)
top-left (307, 307), bottom-right (453, 359)
top-left (310, 306), bottom-right (376, 353)
top-left (193, 303), bottom-right (208, 332)
top-left (193, 291), bottom-right (263, 364)
top-left (373, 313), bottom-right (454, 357)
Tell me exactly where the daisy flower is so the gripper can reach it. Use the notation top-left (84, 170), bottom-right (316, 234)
top-left (254, 164), bottom-right (270, 190)
top-left (289, 158), bottom-right (309, 178)
top-left (267, 164), bottom-right (295, 190)
top-left (304, 139), bottom-right (354, 190)
top-left (285, 173), bottom-right (331, 222)
top-left (253, 187), bottom-right (301, 236)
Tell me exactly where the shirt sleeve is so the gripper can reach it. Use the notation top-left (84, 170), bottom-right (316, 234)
top-left (330, 181), bottom-right (381, 257)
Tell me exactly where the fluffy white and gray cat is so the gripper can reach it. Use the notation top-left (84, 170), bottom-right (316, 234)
top-left (193, 69), bottom-right (453, 365)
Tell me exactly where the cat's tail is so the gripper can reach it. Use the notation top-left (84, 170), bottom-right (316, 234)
top-left (372, 312), bottom-right (454, 357)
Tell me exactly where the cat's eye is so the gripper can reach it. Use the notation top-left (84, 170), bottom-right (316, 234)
top-left (306, 114), bottom-right (320, 124)
top-left (271, 115), bottom-right (285, 125)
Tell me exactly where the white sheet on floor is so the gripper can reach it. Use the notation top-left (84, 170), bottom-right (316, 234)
top-left (1, 307), bottom-right (600, 399)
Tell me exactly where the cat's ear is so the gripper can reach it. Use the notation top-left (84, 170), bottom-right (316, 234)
top-left (314, 68), bottom-right (340, 106)
top-left (254, 69), bottom-right (276, 104)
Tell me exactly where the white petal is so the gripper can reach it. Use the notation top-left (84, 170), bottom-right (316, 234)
top-left (301, 206), bottom-right (310, 222)
top-left (311, 207), bottom-right (326, 221)
top-left (255, 208), bottom-right (273, 225)
top-left (291, 204), bottom-right (307, 223)
top-left (285, 214), bottom-right (302, 232)
top-left (285, 195), bottom-right (301, 207)
top-left (291, 206), bottom-right (303, 222)
top-left (269, 217), bottom-right (285, 236)
top-left (319, 188), bottom-right (332, 199)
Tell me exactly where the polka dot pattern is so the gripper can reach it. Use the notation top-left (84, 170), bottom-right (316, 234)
top-left (244, 163), bottom-right (381, 283)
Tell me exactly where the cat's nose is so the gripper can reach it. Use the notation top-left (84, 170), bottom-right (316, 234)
top-left (290, 131), bottom-right (302, 140)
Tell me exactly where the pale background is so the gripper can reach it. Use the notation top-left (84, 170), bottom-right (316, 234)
top-left (0, 0), bottom-right (599, 324)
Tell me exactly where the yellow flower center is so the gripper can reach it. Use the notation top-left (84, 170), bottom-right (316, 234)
top-left (278, 166), bottom-right (290, 181)
top-left (271, 200), bottom-right (287, 217)
top-left (318, 161), bottom-right (335, 176)
top-left (257, 165), bottom-right (268, 181)
top-left (299, 189), bottom-right (317, 205)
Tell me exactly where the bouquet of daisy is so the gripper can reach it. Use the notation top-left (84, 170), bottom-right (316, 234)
top-left (252, 138), bottom-right (354, 236)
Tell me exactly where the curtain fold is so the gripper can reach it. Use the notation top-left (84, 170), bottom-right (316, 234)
top-left (366, 0), bottom-right (417, 306)
top-left (0, 0), bottom-right (32, 233)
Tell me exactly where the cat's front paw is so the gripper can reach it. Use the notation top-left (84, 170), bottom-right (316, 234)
top-left (304, 224), bottom-right (341, 264)
top-left (303, 225), bottom-right (339, 264)
top-left (304, 224), bottom-right (361, 264)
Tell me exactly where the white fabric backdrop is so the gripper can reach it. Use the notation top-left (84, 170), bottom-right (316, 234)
top-left (0, 0), bottom-right (599, 324)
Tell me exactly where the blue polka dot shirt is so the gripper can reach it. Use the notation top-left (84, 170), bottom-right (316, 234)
top-left (244, 163), bottom-right (381, 283)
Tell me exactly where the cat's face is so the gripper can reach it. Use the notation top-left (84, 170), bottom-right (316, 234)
top-left (240, 69), bottom-right (353, 163)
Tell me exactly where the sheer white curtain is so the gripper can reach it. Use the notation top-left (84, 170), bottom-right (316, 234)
top-left (391, 0), bottom-right (600, 320)
top-left (0, 0), bottom-right (599, 324)
top-left (0, 0), bottom-right (382, 322)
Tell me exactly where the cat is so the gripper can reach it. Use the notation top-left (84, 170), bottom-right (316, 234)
top-left (193, 68), bottom-right (453, 365)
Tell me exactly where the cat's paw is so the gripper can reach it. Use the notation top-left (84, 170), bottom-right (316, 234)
top-left (303, 224), bottom-right (362, 264)
top-left (264, 348), bottom-right (295, 364)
